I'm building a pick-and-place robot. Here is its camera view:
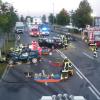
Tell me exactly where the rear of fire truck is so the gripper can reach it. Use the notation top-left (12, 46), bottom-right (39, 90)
top-left (82, 26), bottom-right (100, 47)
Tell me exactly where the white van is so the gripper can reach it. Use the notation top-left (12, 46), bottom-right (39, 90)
top-left (15, 22), bottom-right (25, 34)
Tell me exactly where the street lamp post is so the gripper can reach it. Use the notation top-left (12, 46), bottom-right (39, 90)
top-left (69, 11), bottom-right (73, 26)
top-left (91, 13), bottom-right (95, 27)
top-left (53, 2), bottom-right (54, 25)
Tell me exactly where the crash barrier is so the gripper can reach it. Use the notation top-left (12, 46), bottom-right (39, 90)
top-left (53, 25), bottom-right (68, 35)
top-left (53, 25), bottom-right (80, 35)
top-left (40, 94), bottom-right (86, 100)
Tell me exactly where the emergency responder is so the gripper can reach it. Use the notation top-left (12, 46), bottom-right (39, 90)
top-left (63, 37), bottom-right (68, 49)
top-left (93, 43), bottom-right (98, 58)
top-left (60, 35), bottom-right (64, 41)
top-left (60, 58), bottom-right (69, 80)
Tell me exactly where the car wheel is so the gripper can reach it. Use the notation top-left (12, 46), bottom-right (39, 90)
top-left (32, 58), bottom-right (37, 63)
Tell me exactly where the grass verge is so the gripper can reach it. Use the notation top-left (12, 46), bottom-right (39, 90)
top-left (0, 34), bottom-right (15, 78)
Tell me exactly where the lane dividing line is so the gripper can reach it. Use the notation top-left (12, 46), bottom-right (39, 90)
top-left (1, 65), bottom-right (10, 82)
top-left (76, 71), bottom-right (83, 79)
top-left (56, 49), bottom-right (100, 99)
top-left (88, 86), bottom-right (100, 100)
top-left (83, 52), bottom-right (94, 60)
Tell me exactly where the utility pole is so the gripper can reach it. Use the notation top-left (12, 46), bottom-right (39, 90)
top-left (91, 13), bottom-right (95, 27)
top-left (53, 2), bottom-right (54, 25)
top-left (69, 10), bottom-right (73, 26)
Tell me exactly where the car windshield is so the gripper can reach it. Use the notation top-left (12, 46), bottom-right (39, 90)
top-left (32, 29), bottom-right (38, 31)
top-left (16, 26), bottom-right (24, 29)
top-left (21, 52), bottom-right (28, 56)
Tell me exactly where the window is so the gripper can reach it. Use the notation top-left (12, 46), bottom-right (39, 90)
top-left (94, 31), bottom-right (100, 41)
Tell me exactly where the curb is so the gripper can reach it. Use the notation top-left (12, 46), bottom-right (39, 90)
top-left (0, 65), bottom-right (9, 82)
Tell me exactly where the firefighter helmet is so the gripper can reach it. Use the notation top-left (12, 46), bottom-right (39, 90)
top-left (64, 58), bottom-right (69, 62)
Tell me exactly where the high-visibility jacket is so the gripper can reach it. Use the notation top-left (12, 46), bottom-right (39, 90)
top-left (63, 62), bottom-right (70, 70)
top-left (93, 45), bottom-right (97, 52)
top-left (63, 39), bottom-right (68, 45)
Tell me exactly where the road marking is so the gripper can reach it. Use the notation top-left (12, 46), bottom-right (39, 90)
top-left (56, 49), bottom-right (100, 99)
top-left (83, 52), bottom-right (94, 60)
top-left (76, 71), bottom-right (83, 79)
top-left (1, 65), bottom-right (9, 80)
top-left (56, 49), bottom-right (66, 58)
top-left (88, 86), bottom-right (100, 100)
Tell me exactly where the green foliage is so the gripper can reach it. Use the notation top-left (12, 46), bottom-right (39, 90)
top-left (0, 15), bottom-right (8, 32)
top-left (0, 0), bottom-right (2, 4)
top-left (48, 13), bottom-right (56, 24)
top-left (25, 16), bottom-right (33, 23)
top-left (0, 2), bottom-right (18, 32)
top-left (72, 0), bottom-right (92, 28)
top-left (42, 14), bottom-right (46, 23)
top-left (20, 15), bottom-right (25, 22)
top-left (56, 8), bottom-right (69, 25)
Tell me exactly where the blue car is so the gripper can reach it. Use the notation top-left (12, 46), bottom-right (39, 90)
top-left (8, 50), bottom-right (40, 64)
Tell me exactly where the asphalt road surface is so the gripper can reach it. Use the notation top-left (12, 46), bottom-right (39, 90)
top-left (0, 26), bottom-right (100, 100)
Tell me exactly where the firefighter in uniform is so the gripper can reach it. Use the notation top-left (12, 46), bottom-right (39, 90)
top-left (60, 58), bottom-right (69, 80)
top-left (63, 37), bottom-right (68, 49)
top-left (60, 35), bottom-right (64, 41)
top-left (93, 43), bottom-right (98, 58)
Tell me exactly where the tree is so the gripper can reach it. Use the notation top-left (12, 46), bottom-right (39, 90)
top-left (0, 0), bottom-right (2, 8)
top-left (0, 4), bottom-right (18, 32)
top-left (72, 0), bottom-right (93, 28)
top-left (25, 16), bottom-right (33, 23)
top-left (0, 1), bottom-right (18, 43)
top-left (56, 8), bottom-right (69, 25)
top-left (20, 15), bottom-right (25, 22)
top-left (48, 13), bottom-right (56, 24)
top-left (42, 14), bottom-right (46, 23)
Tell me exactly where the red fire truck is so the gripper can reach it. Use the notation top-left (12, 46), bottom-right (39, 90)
top-left (82, 26), bottom-right (100, 47)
